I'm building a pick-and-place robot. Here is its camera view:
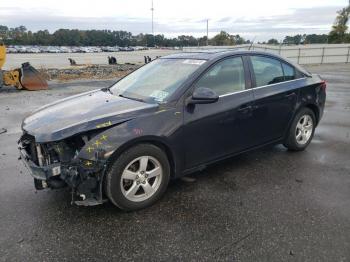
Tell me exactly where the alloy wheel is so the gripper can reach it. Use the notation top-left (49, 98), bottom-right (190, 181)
top-left (295, 114), bottom-right (313, 145)
top-left (120, 156), bottom-right (163, 202)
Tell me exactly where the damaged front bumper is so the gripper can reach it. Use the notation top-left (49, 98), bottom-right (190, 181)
top-left (19, 147), bottom-right (61, 180)
top-left (18, 133), bottom-right (108, 206)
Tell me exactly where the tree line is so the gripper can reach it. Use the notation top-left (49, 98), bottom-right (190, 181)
top-left (0, 26), bottom-right (336, 47)
top-left (266, 4), bottom-right (350, 45)
top-left (0, 26), bottom-right (248, 47)
top-left (0, 3), bottom-right (349, 47)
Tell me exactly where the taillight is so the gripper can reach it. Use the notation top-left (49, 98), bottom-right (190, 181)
top-left (320, 80), bottom-right (327, 90)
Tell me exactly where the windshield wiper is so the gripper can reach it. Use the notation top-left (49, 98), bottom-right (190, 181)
top-left (101, 86), bottom-right (113, 94)
top-left (119, 94), bottom-right (144, 102)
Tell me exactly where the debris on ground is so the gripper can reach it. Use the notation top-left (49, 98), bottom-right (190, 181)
top-left (295, 178), bottom-right (303, 183)
top-left (0, 128), bottom-right (7, 134)
top-left (68, 58), bottom-right (77, 66)
top-left (17, 238), bottom-right (24, 244)
top-left (39, 64), bottom-right (140, 82)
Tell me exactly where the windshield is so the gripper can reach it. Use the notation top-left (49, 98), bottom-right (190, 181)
top-left (110, 58), bottom-right (205, 103)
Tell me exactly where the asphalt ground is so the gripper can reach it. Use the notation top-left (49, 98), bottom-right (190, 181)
top-left (0, 64), bottom-right (349, 261)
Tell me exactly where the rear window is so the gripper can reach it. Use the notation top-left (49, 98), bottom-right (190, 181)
top-left (251, 56), bottom-right (284, 86)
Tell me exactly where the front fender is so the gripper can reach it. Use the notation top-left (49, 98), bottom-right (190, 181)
top-left (77, 108), bottom-right (183, 166)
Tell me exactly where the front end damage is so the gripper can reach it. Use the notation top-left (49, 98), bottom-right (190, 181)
top-left (18, 132), bottom-right (108, 206)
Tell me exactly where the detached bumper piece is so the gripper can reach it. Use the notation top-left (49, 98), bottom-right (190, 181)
top-left (19, 147), bottom-right (61, 180)
top-left (18, 133), bottom-right (107, 206)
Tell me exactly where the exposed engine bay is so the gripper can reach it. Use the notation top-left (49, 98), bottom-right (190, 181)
top-left (18, 131), bottom-right (108, 206)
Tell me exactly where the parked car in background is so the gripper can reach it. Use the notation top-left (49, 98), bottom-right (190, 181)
top-left (5, 45), bottom-right (149, 54)
top-left (28, 47), bottom-right (41, 53)
top-left (47, 47), bottom-right (61, 53)
top-left (6, 47), bottom-right (18, 53)
top-left (18, 50), bottom-right (326, 210)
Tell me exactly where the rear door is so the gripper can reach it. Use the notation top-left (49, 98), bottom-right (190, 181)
top-left (183, 56), bottom-right (256, 168)
top-left (248, 55), bottom-right (301, 144)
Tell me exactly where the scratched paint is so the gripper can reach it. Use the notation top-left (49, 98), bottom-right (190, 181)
top-left (156, 109), bottom-right (167, 114)
top-left (85, 160), bottom-right (93, 167)
top-left (96, 121), bottom-right (112, 129)
top-left (86, 146), bottom-right (94, 153)
top-left (94, 140), bottom-right (102, 147)
top-left (133, 128), bottom-right (143, 135)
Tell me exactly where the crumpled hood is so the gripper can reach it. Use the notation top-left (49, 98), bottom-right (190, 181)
top-left (22, 89), bottom-right (158, 142)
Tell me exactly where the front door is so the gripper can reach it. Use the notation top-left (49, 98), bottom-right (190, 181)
top-left (183, 56), bottom-right (256, 169)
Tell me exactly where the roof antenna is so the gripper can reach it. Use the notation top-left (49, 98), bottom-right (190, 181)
top-left (248, 37), bottom-right (256, 50)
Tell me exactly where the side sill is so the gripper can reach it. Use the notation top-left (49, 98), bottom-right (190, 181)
top-left (180, 138), bottom-right (283, 177)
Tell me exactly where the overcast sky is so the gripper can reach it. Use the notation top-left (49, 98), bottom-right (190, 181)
top-left (0, 0), bottom-right (348, 41)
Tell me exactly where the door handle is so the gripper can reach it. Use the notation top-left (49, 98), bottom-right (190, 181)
top-left (284, 92), bottom-right (296, 98)
top-left (237, 105), bottom-right (252, 112)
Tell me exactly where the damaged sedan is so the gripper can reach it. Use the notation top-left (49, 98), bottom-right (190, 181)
top-left (18, 50), bottom-right (326, 210)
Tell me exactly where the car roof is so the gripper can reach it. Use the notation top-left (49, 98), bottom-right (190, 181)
top-left (162, 49), bottom-right (284, 61)
top-left (161, 49), bottom-right (311, 76)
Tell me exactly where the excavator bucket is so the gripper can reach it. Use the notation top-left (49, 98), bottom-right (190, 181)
top-left (19, 62), bottom-right (48, 91)
top-left (0, 44), bottom-right (6, 69)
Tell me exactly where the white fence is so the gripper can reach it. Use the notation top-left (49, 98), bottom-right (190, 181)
top-left (183, 44), bottom-right (350, 65)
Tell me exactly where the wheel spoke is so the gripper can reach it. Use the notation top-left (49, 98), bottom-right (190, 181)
top-left (122, 170), bottom-right (137, 180)
top-left (304, 124), bottom-right (312, 131)
top-left (139, 156), bottom-right (149, 172)
top-left (301, 134), bottom-right (307, 143)
top-left (142, 182), bottom-right (155, 196)
top-left (126, 183), bottom-right (140, 197)
top-left (296, 131), bottom-right (302, 140)
top-left (146, 166), bottom-right (161, 179)
top-left (297, 122), bottom-right (303, 130)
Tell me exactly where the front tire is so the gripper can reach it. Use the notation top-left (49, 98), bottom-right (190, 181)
top-left (284, 107), bottom-right (316, 151)
top-left (106, 144), bottom-right (170, 211)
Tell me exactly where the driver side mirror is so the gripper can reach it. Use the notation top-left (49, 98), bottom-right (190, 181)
top-left (187, 87), bottom-right (219, 105)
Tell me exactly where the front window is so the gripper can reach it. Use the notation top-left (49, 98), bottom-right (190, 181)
top-left (193, 57), bottom-right (245, 96)
top-left (110, 58), bottom-right (205, 103)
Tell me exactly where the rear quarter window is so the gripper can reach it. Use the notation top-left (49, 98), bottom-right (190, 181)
top-left (282, 63), bottom-right (296, 81)
top-left (251, 56), bottom-right (284, 87)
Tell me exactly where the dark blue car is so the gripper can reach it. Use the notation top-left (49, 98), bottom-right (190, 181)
top-left (19, 50), bottom-right (326, 210)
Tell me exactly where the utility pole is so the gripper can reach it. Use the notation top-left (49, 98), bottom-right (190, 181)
top-left (151, 0), bottom-right (155, 47)
top-left (206, 19), bottom-right (209, 46)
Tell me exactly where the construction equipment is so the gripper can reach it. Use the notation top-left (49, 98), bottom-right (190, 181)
top-left (0, 43), bottom-right (48, 91)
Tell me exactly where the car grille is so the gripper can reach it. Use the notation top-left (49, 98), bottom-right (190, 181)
top-left (20, 133), bottom-right (60, 166)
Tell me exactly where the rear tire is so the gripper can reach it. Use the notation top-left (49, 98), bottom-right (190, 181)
top-left (106, 144), bottom-right (170, 211)
top-left (284, 107), bottom-right (316, 151)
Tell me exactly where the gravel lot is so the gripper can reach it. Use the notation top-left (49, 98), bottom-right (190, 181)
top-left (0, 64), bottom-right (349, 261)
top-left (3, 49), bottom-right (178, 70)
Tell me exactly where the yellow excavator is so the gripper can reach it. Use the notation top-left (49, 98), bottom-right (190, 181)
top-left (0, 43), bottom-right (48, 91)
